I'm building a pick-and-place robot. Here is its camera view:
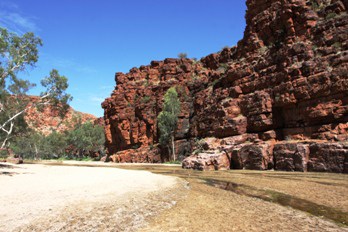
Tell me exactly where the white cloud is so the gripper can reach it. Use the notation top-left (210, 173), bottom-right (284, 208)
top-left (90, 96), bottom-right (105, 103)
top-left (99, 85), bottom-right (113, 90)
top-left (0, 3), bottom-right (38, 34)
top-left (40, 55), bottom-right (97, 74)
top-left (76, 65), bottom-right (98, 74)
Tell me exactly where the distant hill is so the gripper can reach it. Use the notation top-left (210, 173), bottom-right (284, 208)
top-left (24, 96), bottom-right (97, 135)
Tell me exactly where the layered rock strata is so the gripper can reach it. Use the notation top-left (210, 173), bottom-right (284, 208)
top-left (102, 0), bottom-right (348, 172)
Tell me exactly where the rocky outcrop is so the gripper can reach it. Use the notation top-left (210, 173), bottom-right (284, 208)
top-left (308, 142), bottom-right (348, 173)
top-left (3, 149), bottom-right (23, 164)
top-left (25, 96), bottom-right (97, 135)
top-left (273, 142), bottom-right (310, 172)
top-left (238, 143), bottom-right (274, 170)
top-left (182, 151), bottom-right (230, 171)
top-left (183, 138), bottom-right (348, 173)
top-left (109, 146), bottom-right (161, 163)
top-left (5, 155), bottom-right (23, 164)
top-left (102, 0), bottom-right (348, 172)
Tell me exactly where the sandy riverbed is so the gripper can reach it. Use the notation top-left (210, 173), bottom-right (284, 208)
top-left (0, 163), bottom-right (187, 232)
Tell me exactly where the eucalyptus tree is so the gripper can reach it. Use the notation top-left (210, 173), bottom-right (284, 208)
top-left (157, 87), bottom-right (181, 161)
top-left (0, 27), bottom-right (72, 149)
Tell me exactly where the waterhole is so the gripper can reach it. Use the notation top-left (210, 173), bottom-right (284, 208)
top-left (33, 161), bottom-right (348, 226)
top-left (205, 179), bottom-right (348, 226)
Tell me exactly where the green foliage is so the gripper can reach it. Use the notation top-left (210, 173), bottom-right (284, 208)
top-left (190, 74), bottom-right (201, 83)
top-left (162, 87), bottom-right (180, 116)
top-left (164, 160), bottom-right (181, 164)
top-left (11, 131), bottom-right (69, 160)
top-left (62, 114), bottom-right (82, 131)
top-left (9, 122), bottom-right (105, 160)
top-left (143, 79), bottom-right (149, 87)
top-left (41, 69), bottom-right (72, 107)
top-left (310, 0), bottom-right (321, 11)
top-left (193, 138), bottom-right (205, 155)
top-left (158, 111), bottom-right (177, 145)
top-left (258, 46), bottom-right (268, 54)
top-left (0, 27), bottom-right (72, 149)
top-left (0, 27), bottom-right (101, 160)
top-left (176, 86), bottom-right (189, 101)
top-left (45, 131), bottom-right (67, 157)
top-left (131, 144), bottom-right (140, 149)
top-left (178, 53), bottom-right (187, 59)
top-left (141, 96), bottom-right (151, 103)
top-left (67, 121), bottom-right (105, 154)
top-left (326, 12), bottom-right (337, 20)
top-left (157, 87), bottom-right (180, 160)
top-left (332, 42), bottom-right (342, 49)
top-left (11, 131), bottom-right (45, 159)
top-left (0, 28), bottom-right (42, 82)
top-left (0, 149), bottom-right (7, 158)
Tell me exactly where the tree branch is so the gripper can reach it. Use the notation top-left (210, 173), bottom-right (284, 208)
top-left (1, 121), bottom-right (14, 149)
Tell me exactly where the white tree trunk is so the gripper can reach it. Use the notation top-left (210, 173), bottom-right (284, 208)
top-left (34, 143), bottom-right (38, 160)
top-left (171, 134), bottom-right (175, 161)
top-left (0, 93), bottom-right (52, 149)
top-left (1, 121), bottom-right (14, 149)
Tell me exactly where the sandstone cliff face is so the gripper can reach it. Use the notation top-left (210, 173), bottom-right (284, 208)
top-left (102, 0), bottom-right (348, 172)
top-left (25, 96), bottom-right (97, 135)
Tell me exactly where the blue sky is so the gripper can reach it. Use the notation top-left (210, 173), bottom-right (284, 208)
top-left (0, 0), bottom-right (247, 117)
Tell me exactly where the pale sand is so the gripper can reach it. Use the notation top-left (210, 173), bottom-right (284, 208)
top-left (0, 163), bottom-right (187, 232)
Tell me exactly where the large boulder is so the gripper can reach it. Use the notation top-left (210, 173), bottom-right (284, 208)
top-left (307, 143), bottom-right (348, 173)
top-left (273, 143), bottom-right (310, 172)
top-left (238, 143), bottom-right (274, 170)
top-left (182, 151), bottom-right (230, 171)
top-left (6, 156), bottom-right (23, 165)
top-left (110, 146), bottom-right (161, 163)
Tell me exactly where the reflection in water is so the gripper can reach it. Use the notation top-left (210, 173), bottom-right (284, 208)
top-left (205, 179), bottom-right (348, 226)
top-left (34, 162), bottom-right (348, 226)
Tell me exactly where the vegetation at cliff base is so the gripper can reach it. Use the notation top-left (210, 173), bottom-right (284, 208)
top-left (8, 121), bottom-right (105, 160)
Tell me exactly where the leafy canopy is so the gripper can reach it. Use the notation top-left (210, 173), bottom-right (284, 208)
top-left (10, 122), bottom-right (105, 160)
top-left (158, 87), bottom-right (180, 147)
top-left (67, 121), bottom-right (105, 152)
top-left (0, 27), bottom-right (72, 149)
top-left (0, 27), bottom-right (42, 87)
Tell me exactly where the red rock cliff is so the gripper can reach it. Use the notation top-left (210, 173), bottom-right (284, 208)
top-left (25, 96), bottom-right (97, 135)
top-left (102, 0), bottom-right (348, 172)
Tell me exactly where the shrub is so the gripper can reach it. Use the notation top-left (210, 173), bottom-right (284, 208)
top-left (178, 53), bottom-right (188, 59)
top-left (332, 42), bottom-right (342, 49)
top-left (164, 160), bottom-right (181, 164)
top-left (141, 96), bottom-right (151, 103)
top-left (326, 12), bottom-right (337, 20)
top-left (217, 63), bottom-right (229, 73)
